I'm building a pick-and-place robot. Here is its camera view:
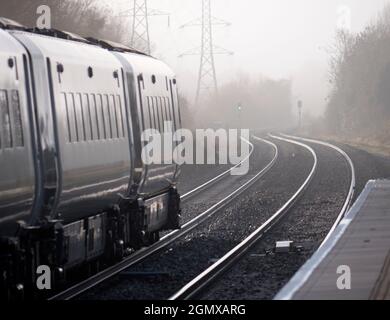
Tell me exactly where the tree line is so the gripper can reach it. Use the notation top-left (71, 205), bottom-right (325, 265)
top-left (0, 0), bottom-right (129, 44)
top-left (324, 5), bottom-right (390, 143)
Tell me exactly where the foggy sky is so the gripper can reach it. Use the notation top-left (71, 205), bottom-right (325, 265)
top-left (108, 0), bottom-right (389, 115)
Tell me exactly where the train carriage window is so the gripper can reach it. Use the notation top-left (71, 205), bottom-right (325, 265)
top-left (82, 94), bottom-right (92, 141)
top-left (158, 97), bottom-right (163, 132)
top-left (96, 94), bottom-right (106, 139)
top-left (155, 97), bottom-right (163, 133)
top-left (164, 97), bottom-right (170, 121)
top-left (165, 97), bottom-right (173, 129)
top-left (159, 97), bottom-right (166, 132)
top-left (164, 97), bottom-right (175, 131)
top-left (149, 97), bottom-right (154, 130)
top-left (89, 94), bottom-right (100, 140)
top-left (0, 90), bottom-right (12, 148)
top-left (116, 95), bottom-right (125, 137)
top-left (10, 90), bottom-right (24, 147)
top-left (67, 93), bottom-right (79, 142)
top-left (147, 97), bottom-right (153, 130)
top-left (166, 97), bottom-right (177, 132)
top-left (102, 94), bottom-right (112, 139)
top-left (62, 93), bottom-right (70, 142)
top-left (152, 97), bottom-right (160, 131)
top-left (109, 94), bottom-right (119, 139)
top-left (162, 98), bottom-right (167, 130)
top-left (75, 93), bottom-right (85, 142)
top-left (151, 97), bottom-right (158, 130)
top-left (161, 97), bottom-right (167, 132)
top-left (164, 97), bottom-right (172, 131)
top-left (153, 97), bottom-right (159, 131)
top-left (162, 96), bottom-right (167, 123)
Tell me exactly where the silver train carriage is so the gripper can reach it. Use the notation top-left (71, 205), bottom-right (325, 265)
top-left (0, 18), bottom-right (181, 295)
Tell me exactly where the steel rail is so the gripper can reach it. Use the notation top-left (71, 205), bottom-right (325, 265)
top-left (279, 134), bottom-right (356, 248)
top-left (169, 134), bottom-right (318, 300)
top-left (180, 137), bottom-right (254, 201)
top-left (273, 134), bottom-right (357, 301)
top-left (49, 137), bottom-right (277, 300)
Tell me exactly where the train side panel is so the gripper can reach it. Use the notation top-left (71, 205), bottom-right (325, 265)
top-left (0, 24), bottom-right (182, 297)
top-left (116, 52), bottom-right (181, 197)
top-left (11, 31), bottom-right (133, 224)
top-left (0, 29), bottom-right (37, 235)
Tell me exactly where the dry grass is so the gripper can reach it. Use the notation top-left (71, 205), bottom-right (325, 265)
top-left (318, 134), bottom-right (390, 157)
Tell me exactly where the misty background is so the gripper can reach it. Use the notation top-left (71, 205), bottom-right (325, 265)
top-left (1, 0), bottom-right (390, 146)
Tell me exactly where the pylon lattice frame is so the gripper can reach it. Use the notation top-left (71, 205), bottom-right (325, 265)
top-left (131, 0), bottom-right (151, 54)
top-left (198, 0), bottom-right (217, 103)
top-left (119, 0), bottom-right (169, 55)
top-left (180, 0), bottom-right (232, 104)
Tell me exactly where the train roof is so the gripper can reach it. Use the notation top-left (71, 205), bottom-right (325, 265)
top-left (0, 17), bottom-right (26, 30)
top-left (86, 38), bottom-right (149, 56)
top-left (0, 16), bottom-right (150, 57)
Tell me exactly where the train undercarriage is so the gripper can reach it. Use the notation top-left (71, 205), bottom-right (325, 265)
top-left (0, 187), bottom-right (181, 300)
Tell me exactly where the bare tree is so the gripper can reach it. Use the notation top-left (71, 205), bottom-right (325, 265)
top-left (0, 0), bottom-right (130, 43)
top-left (325, 4), bottom-right (390, 142)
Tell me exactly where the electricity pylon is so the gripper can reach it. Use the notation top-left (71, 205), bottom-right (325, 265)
top-left (119, 0), bottom-right (170, 55)
top-left (180, 0), bottom-right (233, 104)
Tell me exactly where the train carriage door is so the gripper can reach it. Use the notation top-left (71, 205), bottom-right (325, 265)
top-left (136, 74), bottom-right (149, 175)
top-left (128, 73), bottom-right (143, 174)
top-left (10, 32), bottom-right (64, 222)
top-left (170, 79), bottom-right (182, 131)
top-left (0, 30), bottom-right (38, 233)
top-left (169, 79), bottom-right (182, 178)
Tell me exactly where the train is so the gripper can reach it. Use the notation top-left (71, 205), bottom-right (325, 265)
top-left (0, 17), bottom-right (182, 299)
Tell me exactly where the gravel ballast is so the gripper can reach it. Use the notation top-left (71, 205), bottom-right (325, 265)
top-left (79, 137), bottom-right (314, 300)
top-left (75, 136), bottom-right (390, 301)
top-left (202, 142), bottom-right (351, 300)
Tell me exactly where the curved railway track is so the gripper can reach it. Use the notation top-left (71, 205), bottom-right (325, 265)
top-left (180, 137), bottom-right (255, 202)
top-left (169, 134), bottom-right (318, 300)
top-left (271, 134), bottom-right (356, 300)
top-left (169, 133), bottom-right (356, 300)
top-left (49, 137), bottom-right (277, 300)
top-left (280, 134), bottom-right (356, 248)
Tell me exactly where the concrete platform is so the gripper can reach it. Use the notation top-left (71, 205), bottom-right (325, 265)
top-left (276, 180), bottom-right (390, 300)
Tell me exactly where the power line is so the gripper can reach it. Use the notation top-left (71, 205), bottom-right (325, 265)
top-left (180, 0), bottom-right (233, 104)
top-left (119, 0), bottom-right (170, 55)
